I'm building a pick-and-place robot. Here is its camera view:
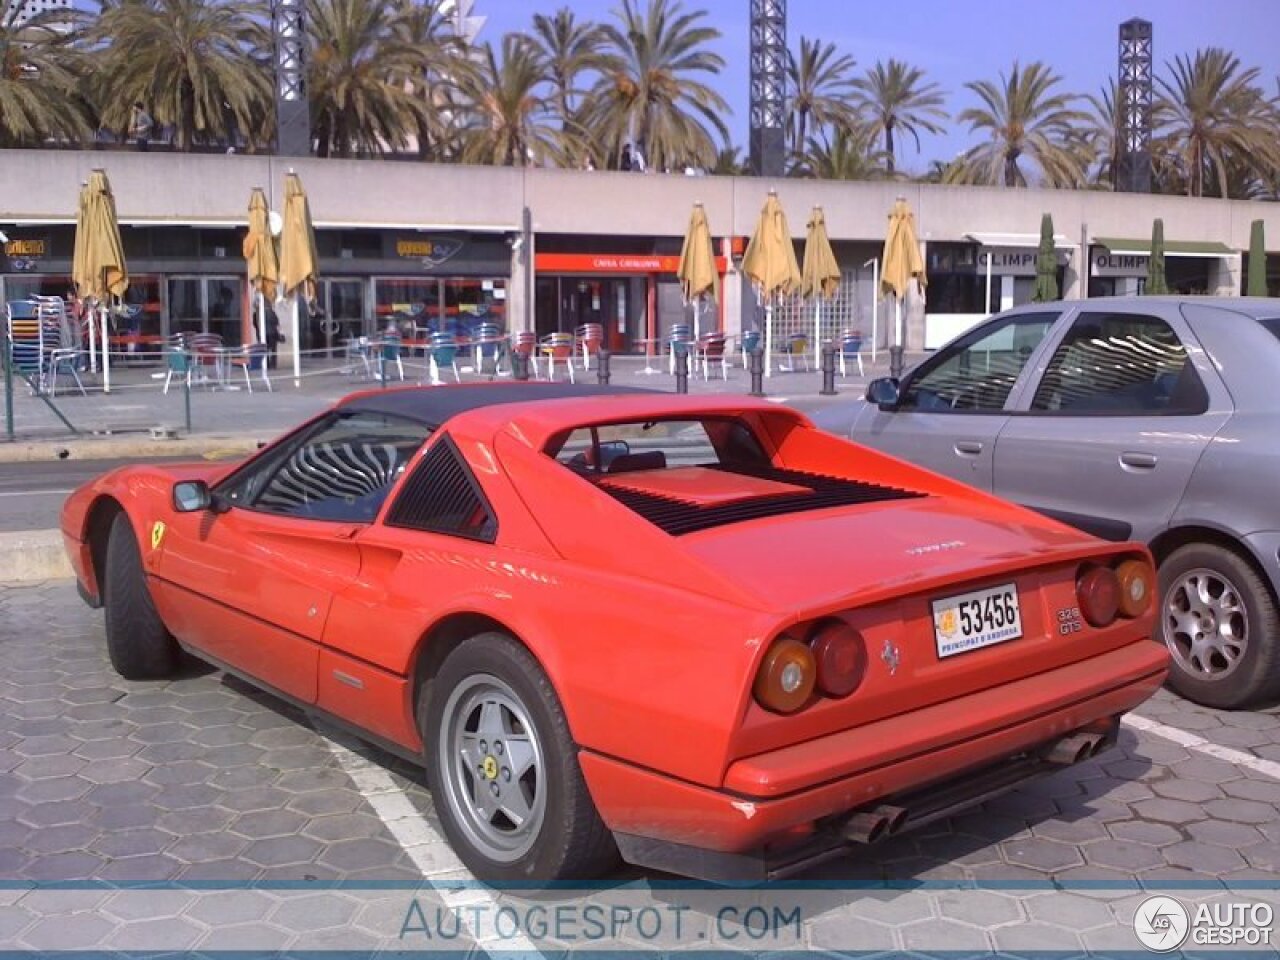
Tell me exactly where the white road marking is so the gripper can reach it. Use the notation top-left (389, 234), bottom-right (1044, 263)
top-left (315, 725), bottom-right (545, 956)
top-left (1124, 713), bottom-right (1280, 781)
top-left (0, 489), bottom-right (73, 498)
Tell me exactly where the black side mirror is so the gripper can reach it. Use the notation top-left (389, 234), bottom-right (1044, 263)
top-left (866, 377), bottom-right (901, 410)
top-left (172, 480), bottom-right (212, 513)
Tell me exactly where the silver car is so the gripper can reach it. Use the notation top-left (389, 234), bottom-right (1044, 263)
top-left (840, 296), bottom-right (1280, 709)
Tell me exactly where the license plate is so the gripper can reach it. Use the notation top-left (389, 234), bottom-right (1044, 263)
top-left (932, 583), bottom-right (1023, 659)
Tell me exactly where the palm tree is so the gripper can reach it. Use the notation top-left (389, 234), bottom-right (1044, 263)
top-left (951, 61), bottom-right (1090, 188)
top-left (711, 142), bottom-right (748, 175)
top-left (589, 0), bottom-right (730, 172)
top-left (92, 0), bottom-right (271, 151)
top-left (792, 127), bottom-right (888, 181)
top-left (1155, 48), bottom-right (1279, 198)
top-left (530, 7), bottom-right (608, 163)
top-left (850, 59), bottom-right (947, 175)
top-left (786, 36), bottom-right (858, 158)
top-left (0, 0), bottom-right (91, 147)
top-left (388, 0), bottom-right (474, 161)
top-left (459, 34), bottom-right (566, 167)
top-left (307, 0), bottom-right (435, 158)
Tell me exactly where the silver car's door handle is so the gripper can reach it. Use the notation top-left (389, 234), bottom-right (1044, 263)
top-left (1120, 451), bottom-right (1158, 469)
top-left (954, 440), bottom-right (984, 456)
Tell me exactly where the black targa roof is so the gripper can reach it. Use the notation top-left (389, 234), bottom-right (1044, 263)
top-left (339, 383), bottom-right (658, 428)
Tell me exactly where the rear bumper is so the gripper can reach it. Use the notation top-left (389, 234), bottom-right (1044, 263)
top-left (581, 640), bottom-right (1166, 877)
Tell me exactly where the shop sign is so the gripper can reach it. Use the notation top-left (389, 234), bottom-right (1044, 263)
top-left (395, 236), bottom-right (465, 269)
top-left (534, 252), bottom-right (727, 274)
top-left (3, 236), bottom-right (48, 272)
top-left (976, 247), bottom-right (1066, 277)
top-left (1091, 250), bottom-right (1150, 277)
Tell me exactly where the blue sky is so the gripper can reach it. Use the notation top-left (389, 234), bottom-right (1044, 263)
top-left (471, 0), bottom-right (1280, 173)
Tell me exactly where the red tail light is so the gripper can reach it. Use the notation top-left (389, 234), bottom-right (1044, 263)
top-left (809, 620), bottom-right (867, 698)
top-left (1077, 565), bottom-right (1121, 627)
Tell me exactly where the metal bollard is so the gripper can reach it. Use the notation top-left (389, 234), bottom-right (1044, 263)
top-left (748, 347), bottom-right (765, 397)
top-left (674, 347), bottom-right (689, 394)
top-left (889, 344), bottom-right (905, 380)
top-left (512, 351), bottom-right (530, 381)
top-left (820, 344), bottom-right (838, 396)
top-left (596, 349), bottom-right (611, 386)
top-left (183, 374), bottom-right (191, 434)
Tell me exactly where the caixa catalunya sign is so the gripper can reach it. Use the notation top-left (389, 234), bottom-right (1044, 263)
top-left (535, 253), bottom-right (728, 274)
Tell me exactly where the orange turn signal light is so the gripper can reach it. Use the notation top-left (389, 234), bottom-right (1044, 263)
top-left (1114, 558), bottom-right (1154, 618)
top-left (753, 636), bottom-right (816, 714)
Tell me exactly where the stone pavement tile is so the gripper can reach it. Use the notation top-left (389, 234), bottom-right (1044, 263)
top-left (269, 892), bottom-right (363, 932)
top-left (166, 831), bottom-right (253, 863)
top-left (287, 788), bottom-right (365, 817)
top-left (1130, 797), bottom-right (1209, 824)
top-left (1029, 817), bottom-right (1109, 844)
top-left (194, 922), bottom-right (296, 951)
top-left (240, 834), bottom-right (326, 868)
top-left (1221, 776), bottom-right (1280, 803)
top-left (806, 911), bottom-right (897, 953)
top-left (186, 892), bottom-right (276, 927)
top-left (1170, 755), bottom-right (1245, 783)
top-left (1241, 843), bottom-right (1280, 871)
top-left (1203, 797), bottom-right (1275, 824)
top-left (19, 912), bottom-right (118, 950)
top-left (999, 837), bottom-right (1083, 872)
top-left (1024, 892), bottom-right (1116, 931)
top-left (91, 826), bottom-right (174, 859)
top-left (316, 837), bottom-right (408, 873)
top-left (934, 890), bottom-right (1021, 927)
top-left (1079, 839), bottom-right (1163, 872)
top-left (176, 859), bottom-right (262, 882)
top-left (230, 808), bottom-right (309, 839)
top-left (16, 775), bottom-right (93, 803)
top-left (0, 906), bottom-right (34, 944)
top-left (20, 850), bottom-right (106, 881)
top-left (103, 917), bottom-right (207, 952)
top-left (104, 890), bottom-right (197, 923)
top-left (989, 922), bottom-right (1084, 953)
top-left (1106, 821), bottom-right (1182, 846)
top-left (95, 852), bottom-right (185, 881)
top-left (1162, 840), bottom-right (1246, 874)
top-left (23, 823), bottom-right (100, 855)
top-left (899, 918), bottom-right (990, 956)
top-left (1149, 777), bottom-right (1223, 803)
top-left (1185, 819), bottom-right (1264, 847)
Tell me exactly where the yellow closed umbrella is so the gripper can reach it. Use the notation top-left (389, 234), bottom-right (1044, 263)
top-left (278, 172), bottom-right (319, 385)
top-left (71, 180), bottom-right (92, 370)
top-left (243, 187), bottom-right (279, 343)
top-left (801, 206), bottom-right (841, 368)
top-left (741, 191), bottom-right (801, 376)
top-left (881, 197), bottom-right (924, 365)
top-left (676, 203), bottom-right (718, 339)
top-left (77, 169), bottom-right (130, 393)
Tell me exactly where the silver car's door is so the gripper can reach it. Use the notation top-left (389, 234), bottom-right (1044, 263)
top-left (851, 310), bottom-right (1063, 491)
top-left (993, 304), bottom-right (1232, 543)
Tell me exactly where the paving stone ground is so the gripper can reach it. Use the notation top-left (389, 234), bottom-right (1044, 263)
top-left (2, 580), bottom-right (1279, 955)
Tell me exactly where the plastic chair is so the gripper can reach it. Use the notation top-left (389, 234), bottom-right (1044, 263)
top-left (696, 332), bottom-right (729, 381)
top-left (428, 332), bottom-right (461, 384)
top-left (667, 322), bottom-right (694, 375)
top-left (46, 347), bottom-right (87, 397)
top-left (739, 329), bottom-right (761, 369)
top-left (162, 345), bottom-right (193, 394)
top-left (230, 343), bottom-right (273, 393)
top-left (471, 321), bottom-right (505, 374)
top-left (511, 330), bottom-right (538, 379)
top-left (189, 332), bottom-right (224, 386)
top-left (378, 334), bottom-right (406, 382)
top-left (539, 332), bottom-right (576, 383)
top-left (781, 333), bottom-right (810, 372)
top-left (6, 301), bottom-right (46, 394)
top-left (574, 322), bottom-right (604, 371)
top-left (839, 331), bottom-right (865, 377)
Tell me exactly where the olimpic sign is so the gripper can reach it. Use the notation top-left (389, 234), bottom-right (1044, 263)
top-left (1092, 249), bottom-right (1149, 277)
top-left (976, 247), bottom-right (1066, 277)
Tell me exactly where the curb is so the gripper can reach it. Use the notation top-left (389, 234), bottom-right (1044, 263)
top-left (0, 434), bottom-right (265, 464)
top-left (0, 529), bottom-right (73, 583)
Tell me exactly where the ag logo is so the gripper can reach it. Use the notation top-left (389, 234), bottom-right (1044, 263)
top-left (150, 520), bottom-right (166, 551)
top-left (1134, 895), bottom-right (1189, 952)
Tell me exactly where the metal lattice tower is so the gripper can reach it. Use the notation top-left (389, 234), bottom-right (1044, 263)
top-left (272, 0), bottom-right (311, 157)
top-left (1116, 17), bottom-right (1153, 193)
top-left (749, 0), bottom-right (786, 178)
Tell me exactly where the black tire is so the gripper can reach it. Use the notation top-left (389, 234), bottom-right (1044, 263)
top-left (1158, 542), bottom-right (1280, 709)
top-left (421, 632), bottom-right (618, 882)
top-left (103, 512), bottom-right (178, 680)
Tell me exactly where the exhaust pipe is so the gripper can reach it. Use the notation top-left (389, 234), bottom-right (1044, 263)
top-left (841, 804), bottom-right (910, 844)
top-left (1044, 732), bottom-right (1103, 766)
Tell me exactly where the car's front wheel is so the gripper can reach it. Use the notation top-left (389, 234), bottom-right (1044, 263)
top-left (422, 632), bottom-right (617, 881)
top-left (1159, 542), bottom-right (1280, 709)
top-left (103, 512), bottom-right (178, 680)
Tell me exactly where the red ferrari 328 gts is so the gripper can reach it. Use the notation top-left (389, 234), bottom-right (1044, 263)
top-left (62, 384), bottom-right (1167, 883)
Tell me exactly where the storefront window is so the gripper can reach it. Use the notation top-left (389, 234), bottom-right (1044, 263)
top-left (444, 278), bottom-right (506, 337)
top-left (168, 277), bottom-right (203, 335)
top-left (206, 276), bottom-right (242, 344)
top-left (926, 243), bottom-right (990, 314)
top-left (121, 275), bottom-right (162, 341)
top-left (374, 277), bottom-right (439, 338)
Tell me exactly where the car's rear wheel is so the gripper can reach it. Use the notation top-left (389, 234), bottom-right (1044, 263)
top-left (422, 632), bottom-right (617, 881)
top-left (103, 512), bottom-right (178, 680)
top-left (1159, 542), bottom-right (1280, 709)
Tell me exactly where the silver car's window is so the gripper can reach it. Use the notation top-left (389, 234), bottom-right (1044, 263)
top-left (1031, 312), bottom-right (1208, 415)
top-left (900, 312), bottom-right (1057, 412)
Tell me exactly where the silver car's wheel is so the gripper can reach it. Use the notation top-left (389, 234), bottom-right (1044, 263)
top-left (437, 674), bottom-right (546, 863)
top-left (1158, 543), bottom-right (1280, 709)
top-left (1165, 567), bottom-right (1249, 679)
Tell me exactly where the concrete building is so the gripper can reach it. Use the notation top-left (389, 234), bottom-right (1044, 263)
top-left (2, 149), bottom-right (1277, 353)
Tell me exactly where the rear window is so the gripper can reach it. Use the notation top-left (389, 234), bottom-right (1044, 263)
top-left (548, 417), bottom-right (770, 476)
top-left (1259, 318), bottom-right (1280, 343)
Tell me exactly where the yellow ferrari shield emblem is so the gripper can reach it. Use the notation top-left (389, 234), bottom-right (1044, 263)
top-left (150, 521), bottom-right (166, 551)
top-left (482, 755), bottom-right (499, 780)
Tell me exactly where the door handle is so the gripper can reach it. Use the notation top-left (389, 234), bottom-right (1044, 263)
top-left (1120, 451), bottom-right (1158, 469)
top-left (954, 440), bottom-right (984, 456)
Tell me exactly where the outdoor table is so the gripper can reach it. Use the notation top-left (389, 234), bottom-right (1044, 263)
top-left (631, 337), bottom-right (662, 376)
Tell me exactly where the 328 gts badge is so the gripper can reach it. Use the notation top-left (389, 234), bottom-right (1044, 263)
top-left (1056, 606), bottom-right (1084, 635)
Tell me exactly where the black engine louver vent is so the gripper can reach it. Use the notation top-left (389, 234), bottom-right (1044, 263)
top-left (385, 434), bottom-right (496, 542)
top-left (598, 464), bottom-right (925, 536)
